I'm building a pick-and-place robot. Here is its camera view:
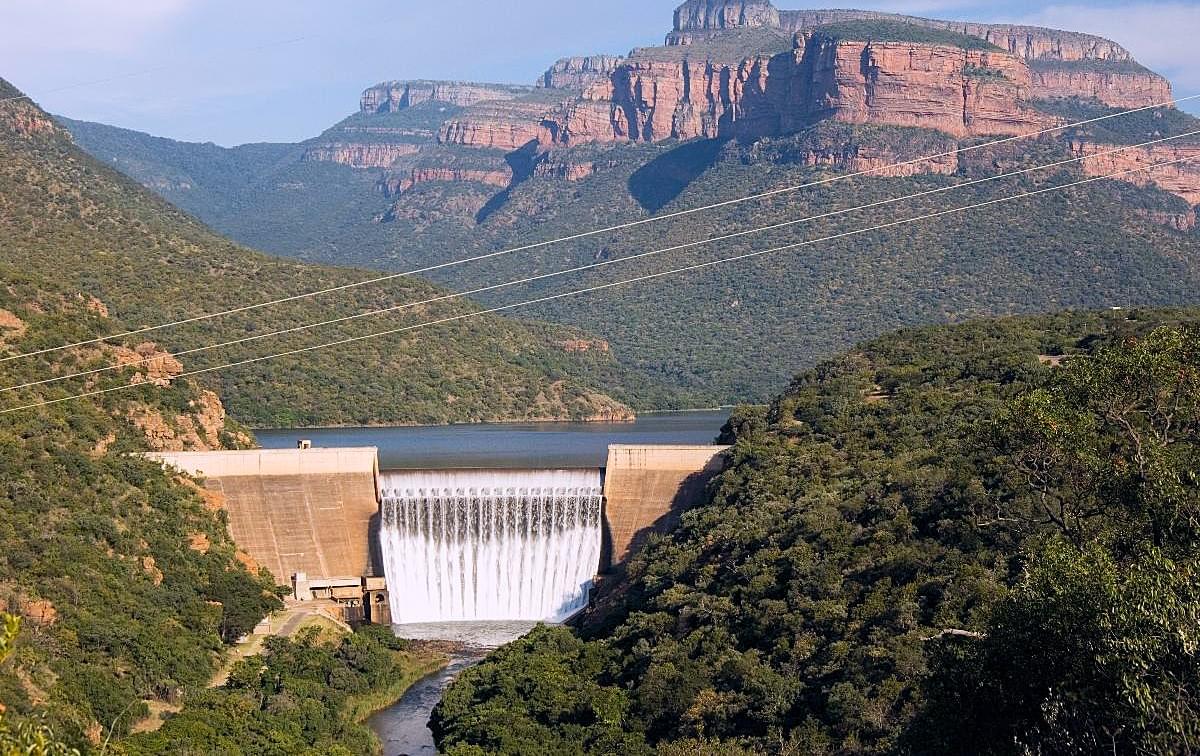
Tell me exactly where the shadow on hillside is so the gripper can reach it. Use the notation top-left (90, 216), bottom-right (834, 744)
top-left (476, 139), bottom-right (541, 224)
top-left (628, 138), bottom-right (727, 213)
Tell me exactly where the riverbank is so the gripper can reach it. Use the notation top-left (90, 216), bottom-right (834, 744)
top-left (118, 623), bottom-right (447, 754)
top-left (348, 643), bottom-right (450, 726)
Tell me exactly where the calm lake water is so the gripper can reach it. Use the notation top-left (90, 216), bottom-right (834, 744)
top-left (255, 409), bottom-right (730, 469)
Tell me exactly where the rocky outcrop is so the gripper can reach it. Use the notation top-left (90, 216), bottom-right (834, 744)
top-left (113, 342), bottom-right (184, 387)
top-left (127, 389), bottom-right (229, 452)
top-left (740, 135), bottom-right (959, 176)
top-left (543, 33), bottom-right (1057, 146)
top-left (669, 2), bottom-right (1136, 63)
top-left (360, 80), bottom-right (532, 113)
top-left (17, 596), bottom-right (57, 627)
top-left (438, 99), bottom-right (565, 150)
top-left (0, 308), bottom-right (26, 343)
top-left (0, 100), bottom-right (56, 138)
top-left (555, 338), bottom-right (611, 353)
top-left (538, 56), bottom-right (626, 89)
top-left (802, 36), bottom-right (1056, 138)
top-left (1134, 208), bottom-right (1197, 232)
top-left (383, 165), bottom-right (513, 196)
top-left (533, 155), bottom-right (597, 181)
top-left (673, 0), bottom-right (780, 35)
top-left (1070, 139), bottom-right (1200, 206)
top-left (1029, 61), bottom-right (1173, 108)
top-left (301, 141), bottom-right (421, 168)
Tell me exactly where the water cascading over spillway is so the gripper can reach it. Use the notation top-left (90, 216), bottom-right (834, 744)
top-left (378, 469), bottom-right (603, 624)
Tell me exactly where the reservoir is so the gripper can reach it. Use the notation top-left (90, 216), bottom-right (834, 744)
top-left (255, 409), bottom-right (729, 468)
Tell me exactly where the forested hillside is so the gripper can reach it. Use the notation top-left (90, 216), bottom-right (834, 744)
top-left (0, 77), bottom-right (672, 427)
top-left (432, 307), bottom-right (1200, 753)
top-left (0, 268), bottom-right (283, 749)
top-left (64, 102), bottom-right (1200, 406)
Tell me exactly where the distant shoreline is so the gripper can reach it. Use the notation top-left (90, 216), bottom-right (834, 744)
top-left (246, 406), bottom-right (736, 432)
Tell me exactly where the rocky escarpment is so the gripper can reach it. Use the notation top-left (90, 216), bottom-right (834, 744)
top-left (301, 141), bottom-right (421, 168)
top-left (1069, 139), bottom-right (1200, 206)
top-left (800, 34), bottom-right (1056, 139)
top-left (1029, 61), bottom-right (1174, 109)
top-left (538, 56), bottom-right (626, 89)
top-left (540, 29), bottom-right (1055, 146)
top-left (665, 1), bottom-right (1168, 107)
top-left (438, 98), bottom-right (565, 150)
top-left (736, 124), bottom-right (961, 176)
top-left (305, 1), bottom-right (1195, 228)
top-left (670, 1), bottom-right (1135, 62)
top-left (381, 164), bottom-right (513, 197)
top-left (360, 80), bottom-right (533, 113)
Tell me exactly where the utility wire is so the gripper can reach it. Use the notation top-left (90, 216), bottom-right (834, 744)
top-left (3, 155), bottom-right (1193, 415)
top-left (2, 93), bottom-right (1197, 364)
top-left (5, 130), bottom-right (1197, 395)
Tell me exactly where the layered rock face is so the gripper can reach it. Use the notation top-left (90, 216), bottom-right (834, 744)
top-left (533, 155), bottom-right (598, 181)
top-left (665, 1), bottom-right (1170, 106)
top-left (360, 80), bottom-right (532, 113)
top-left (542, 34), bottom-right (1056, 146)
top-left (541, 49), bottom-right (791, 146)
top-left (1069, 139), bottom-right (1200, 206)
top-left (803, 37), bottom-right (1056, 138)
top-left (438, 100), bottom-right (560, 150)
top-left (301, 141), bottom-right (421, 168)
top-left (384, 165), bottom-right (512, 195)
top-left (538, 56), bottom-right (626, 89)
top-left (325, 1), bottom-right (1195, 227)
top-left (1029, 62), bottom-right (1174, 108)
top-left (673, 0), bottom-right (780, 33)
top-left (670, 1), bottom-right (1135, 63)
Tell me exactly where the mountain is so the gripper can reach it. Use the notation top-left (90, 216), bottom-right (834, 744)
top-left (0, 77), bottom-right (676, 427)
top-left (430, 305), bottom-right (1200, 753)
top-left (0, 83), bottom-right (286, 743)
top-left (61, 1), bottom-right (1200, 406)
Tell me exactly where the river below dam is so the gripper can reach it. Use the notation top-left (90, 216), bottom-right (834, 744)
top-left (258, 410), bottom-right (729, 754)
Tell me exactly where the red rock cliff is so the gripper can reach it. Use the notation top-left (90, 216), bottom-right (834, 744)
top-left (538, 56), bottom-right (626, 90)
top-left (360, 80), bottom-right (532, 113)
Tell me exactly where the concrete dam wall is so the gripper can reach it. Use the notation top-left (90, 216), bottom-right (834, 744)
top-left (148, 444), bottom-right (728, 621)
top-left (147, 448), bottom-right (380, 583)
top-left (601, 445), bottom-right (729, 569)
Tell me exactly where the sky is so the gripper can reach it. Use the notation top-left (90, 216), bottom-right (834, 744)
top-left (1, 0), bottom-right (1196, 146)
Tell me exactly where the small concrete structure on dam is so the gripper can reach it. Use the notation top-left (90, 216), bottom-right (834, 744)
top-left (148, 442), bottom-right (727, 625)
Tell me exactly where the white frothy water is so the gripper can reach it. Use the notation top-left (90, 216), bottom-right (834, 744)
top-left (378, 469), bottom-right (603, 624)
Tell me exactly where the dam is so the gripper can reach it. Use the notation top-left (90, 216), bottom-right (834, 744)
top-left (378, 469), bottom-right (603, 623)
top-left (149, 438), bottom-right (726, 625)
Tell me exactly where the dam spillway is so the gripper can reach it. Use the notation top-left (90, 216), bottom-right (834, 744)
top-left (378, 469), bottom-right (603, 624)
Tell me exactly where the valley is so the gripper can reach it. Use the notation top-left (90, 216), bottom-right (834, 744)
top-left (2, 1), bottom-right (1200, 754)
top-left (61, 1), bottom-right (1200, 406)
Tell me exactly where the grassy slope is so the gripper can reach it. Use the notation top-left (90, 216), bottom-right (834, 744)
top-left (1, 79), bottom-right (673, 426)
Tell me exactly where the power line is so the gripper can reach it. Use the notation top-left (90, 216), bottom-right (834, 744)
top-left (3, 155), bottom-right (1192, 416)
top-left (6, 130), bottom-right (1197, 395)
top-left (2, 92), bottom-right (1197, 364)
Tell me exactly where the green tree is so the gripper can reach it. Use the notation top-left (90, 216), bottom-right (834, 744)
top-left (915, 326), bottom-right (1200, 754)
top-left (0, 614), bottom-right (80, 756)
